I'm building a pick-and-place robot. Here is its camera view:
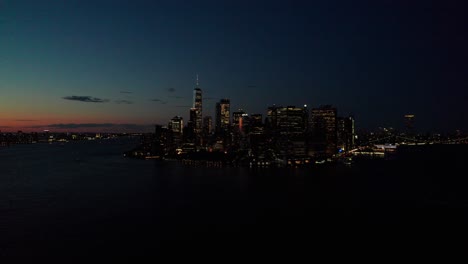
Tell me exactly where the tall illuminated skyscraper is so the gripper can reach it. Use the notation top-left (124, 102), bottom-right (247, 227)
top-left (168, 116), bottom-right (184, 147)
top-left (193, 75), bottom-right (203, 136)
top-left (169, 116), bottom-right (184, 135)
top-left (232, 109), bottom-right (246, 128)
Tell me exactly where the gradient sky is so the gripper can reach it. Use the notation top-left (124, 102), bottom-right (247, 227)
top-left (0, 0), bottom-right (467, 132)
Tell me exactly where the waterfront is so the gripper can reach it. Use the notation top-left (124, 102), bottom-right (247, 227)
top-left (1, 140), bottom-right (467, 257)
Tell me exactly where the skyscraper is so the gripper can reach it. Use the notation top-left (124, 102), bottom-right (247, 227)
top-left (404, 114), bottom-right (415, 131)
top-left (266, 105), bottom-right (281, 132)
top-left (168, 116), bottom-right (184, 147)
top-left (344, 116), bottom-right (355, 151)
top-left (169, 116), bottom-right (184, 134)
top-left (249, 114), bottom-right (264, 135)
top-left (189, 108), bottom-right (197, 125)
top-left (275, 106), bottom-right (308, 157)
top-left (203, 116), bottom-right (212, 135)
top-left (202, 115), bottom-right (213, 148)
top-left (216, 99), bottom-right (230, 134)
top-left (249, 114), bottom-right (266, 157)
top-left (186, 108), bottom-right (197, 143)
top-left (193, 75), bottom-right (203, 136)
top-left (337, 115), bottom-right (355, 152)
top-left (311, 105), bottom-right (337, 155)
top-left (276, 106), bottom-right (307, 135)
top-left (231, 109), bottom-right (247, 147)
top-left (232, 109), bottom-right (246, 127)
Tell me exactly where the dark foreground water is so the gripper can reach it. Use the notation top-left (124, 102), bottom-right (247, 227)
top-left (1, 140), bottom-right (468, 258)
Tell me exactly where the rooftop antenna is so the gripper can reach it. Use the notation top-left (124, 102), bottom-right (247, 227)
top-left (196, 74), bottom-right (199, 87)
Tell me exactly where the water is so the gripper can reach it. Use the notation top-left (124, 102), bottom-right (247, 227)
top-left (1, 140), bottom-right (467, 257)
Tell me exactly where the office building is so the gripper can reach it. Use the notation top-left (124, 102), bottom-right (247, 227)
top-left (193, 76), bottom-right (203, 136)
top-left (168, 116), bottom-right (184, 147)
top-left (203, 116), bottom-right (212, 136)
top-left (216, 99), bottom-right (230, 134)
top-left (275, 106), bottom-right (308, 157)
top-left (311, 105), bottom-right (337, 155)
top-left (404, 114), bottom-right (415, 131)
top-left (249, 114), bottom-right (264, 135)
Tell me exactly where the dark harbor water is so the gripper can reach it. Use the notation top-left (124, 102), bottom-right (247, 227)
top-left (1, 139), bottom-right (467, 257)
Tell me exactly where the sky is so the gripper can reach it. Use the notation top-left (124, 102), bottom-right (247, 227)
top-left (0, 0), bottom-right (467, 132)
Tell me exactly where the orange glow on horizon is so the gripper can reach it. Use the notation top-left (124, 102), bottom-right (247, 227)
top-left (0, 117), bottom-right (155, 133)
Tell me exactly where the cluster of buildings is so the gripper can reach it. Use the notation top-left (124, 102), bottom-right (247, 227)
top-left (0, 131), bottom-right (39, 146)
top-left (0, 130), bottom-right (125, 147)
top-left (135, 80), bottom-right (356, 166)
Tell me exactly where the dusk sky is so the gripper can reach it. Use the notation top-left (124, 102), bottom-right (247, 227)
top-left (0, 0), bottom-right (467, 132)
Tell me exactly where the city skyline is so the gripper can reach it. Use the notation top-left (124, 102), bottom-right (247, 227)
top-left (1, 1), bottom-right (467, 132)
top-left (0, 77), bottom-right (459, 133)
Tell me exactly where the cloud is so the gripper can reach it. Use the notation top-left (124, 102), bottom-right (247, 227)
top-left (175, 105), bottom-right (191, 108)
top-left (150, 99), bottom-right (168, 104)
top-left (15, 119), bottom-right (37, 122)
top-left (169, 96), bottom-right (184, 99)
top-left (63, 96), bottom-right (109, 103)
top-left (115, 100), bottom-right (133, 104)
top-left (168, 87), bottom-right (176, 93)
top-left (120, 91), bottom-right (132, 94)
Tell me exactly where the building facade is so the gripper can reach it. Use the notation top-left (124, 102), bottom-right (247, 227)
top-left (216, 99), bottom-right (231, 134)
top-left (193, 78), bottom-right (203, 136)
top-left (311, 105), bottom-right (337, 156)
